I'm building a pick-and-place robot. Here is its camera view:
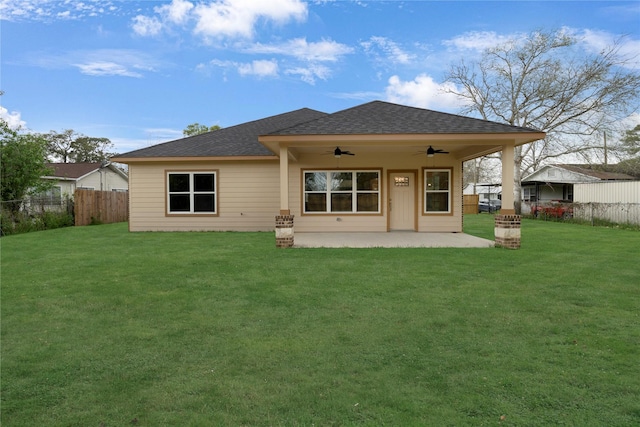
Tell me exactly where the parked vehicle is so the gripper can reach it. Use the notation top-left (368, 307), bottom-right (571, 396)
top-left (532, 200), bottom-right (573, 218)
top-left (478, 199), bottom-right (502, 213)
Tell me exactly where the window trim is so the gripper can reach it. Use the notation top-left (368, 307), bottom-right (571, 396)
top-left (301, 169), bottom-right (382, 215)
top-left (165, 170), bottom-right (219, 216)
top-left (422, 167), bottom-right (453, 215)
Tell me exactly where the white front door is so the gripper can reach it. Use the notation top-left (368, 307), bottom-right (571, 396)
top-left (389, 171), bottom-right (416, 231)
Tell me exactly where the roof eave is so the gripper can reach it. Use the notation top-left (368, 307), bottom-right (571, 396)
top-left (111, 155), bottom-right (278, 164)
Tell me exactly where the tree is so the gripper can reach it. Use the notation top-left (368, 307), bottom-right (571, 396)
top-left (613, 125), bottom-right (640, 177)
top-left (42, 129), bottom-right (116, 163)
top-left (1, 119), bottom-right (53, 213)
top-left (183, 123), bottom-right (221, 136)
top-left (618, 124), bottom-right (640, 157)
top-left (446, 30), bottom-right (640, 213)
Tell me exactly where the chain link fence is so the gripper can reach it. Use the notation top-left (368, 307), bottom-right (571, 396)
top-left (1, 196), bottom-right (75, 235)
top-left (524, 201), bottom-right (640, 227)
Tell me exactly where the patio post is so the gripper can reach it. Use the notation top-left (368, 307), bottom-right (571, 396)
top-left (276, 145), bottom-right (294, 248)
top-left (495, 144), bottom-right (521, 249)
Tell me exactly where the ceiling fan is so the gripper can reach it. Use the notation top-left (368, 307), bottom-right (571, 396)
top-left (418, 146), bottom-right (449, 157)
top-left (331, 147), bottom-right (355, 158)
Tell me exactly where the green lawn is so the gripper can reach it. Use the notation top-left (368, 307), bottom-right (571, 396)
top-left (1, 216), bottom-right (639, 426)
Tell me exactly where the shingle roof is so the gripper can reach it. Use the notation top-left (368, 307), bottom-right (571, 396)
top-left (45, 162), bottom-right (103, 179)
top-left (558, 164), bottom-right (636, 181)
top-left (116, 108), bottom-right (327, 158)
top-left (269, 101), bottom-right (541, 135)
top-left (114, 101), bottom-right (543, 160)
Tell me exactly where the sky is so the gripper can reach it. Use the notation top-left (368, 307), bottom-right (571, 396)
top-left (1, 0), bottom-right (639, 155)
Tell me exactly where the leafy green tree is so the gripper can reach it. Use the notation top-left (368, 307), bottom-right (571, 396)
top-left (183, 123), bottom-right (221, 136)
top-left (1, 119), bottom-right (53, 213)
top-left (43, 129), bottom-right (116, 163)
top-left (71, 136), bottom-right (115, 162)
top-left (613, 125), bottom-right (640, 177)
top-left (619, 124), bottom-right (640, 157)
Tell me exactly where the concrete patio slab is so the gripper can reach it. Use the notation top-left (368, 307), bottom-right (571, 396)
top-left (294, 232), bottom-right (495, 248)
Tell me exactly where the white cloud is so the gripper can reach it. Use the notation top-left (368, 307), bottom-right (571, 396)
top-left (132, 0), bottom-right (194, 36)
top-left (73, 61), bottom-right (143, 78)
top-left (193, 0), bottom-right (307, 40)
top-left (201, 58), bottom-right (279, 78)
top-left (577, 29), bottom-right (640, 70)
top-left (26, 49), bottom-right (160, 78)
top-left (0, 106), bottom-right (27, 130)
top-left (132, 0), bottom-right (308, 40)
top-left (238, 59), bottom-right (279, 77)
top-left (384, 74), bottom-right (465, 111)
top-left (0, 0), bottom-right (120, 22)
top-left (361, 36), bottom-right (415, 65)
top-left (443, 31), bottom-right (514, 52)
top-left (245, 38), bottom-right (353, 61)
top-left (132, 15), bottom-right (163, 37)
top-left (157, 0), bottom-right (194, 25)
top-left (620, 112), bottom-right (640, 130)
top-left (285, 64), bottom-right (331, 85)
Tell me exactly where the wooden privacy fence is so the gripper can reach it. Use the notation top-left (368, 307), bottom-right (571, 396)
top-left (74, 189), bottom-right (128, 226)
top-left (463, 194), bottom-right (479, 215)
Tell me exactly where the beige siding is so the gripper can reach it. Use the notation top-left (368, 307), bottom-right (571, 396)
top-left (289, 151), bottom-right (463, 233)
top-left (128, 153), bottom-right (464, 233)
top-left (128, 161), bottom-right (280, 231)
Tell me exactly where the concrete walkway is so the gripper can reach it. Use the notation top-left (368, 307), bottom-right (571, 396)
top-left (294, 232), bottom-right (494, 248)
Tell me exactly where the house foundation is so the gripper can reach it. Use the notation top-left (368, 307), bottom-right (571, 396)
top-left (494, 214), bottom-right (521, 249)
top-left (275, 214), bottom-right (295, 248)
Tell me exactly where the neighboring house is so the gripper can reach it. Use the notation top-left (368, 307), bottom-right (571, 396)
top-left (463, 183), bottom-right (502, 202)
top-left (112, 101), bottom-right (544, 243)
top-left (35, 162), bottom-right (129, 206)
top-left (521, 164), bottom-right (636, 214)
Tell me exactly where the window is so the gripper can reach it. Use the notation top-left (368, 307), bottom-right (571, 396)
top-left (394, 176), bottom-right (410, 186)
top-left (35, 186), bottom-right (62, 205)
top-left (167, 171), bottom-right (217, 214)
top-left (523, 187), bottom-right (537, 202)
top-left (304, 170), bottom-right (380, 214)
top-left (424, 168), bottom-right (451, 213)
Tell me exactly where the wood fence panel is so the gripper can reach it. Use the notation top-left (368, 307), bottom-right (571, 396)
top-left (74, 189), bottom-right (129, 226)
top-left (463, 194), bottom-right (479, 215)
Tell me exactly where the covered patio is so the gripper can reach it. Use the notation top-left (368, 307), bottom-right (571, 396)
top-left (294, 231), bottom-right (494, 248)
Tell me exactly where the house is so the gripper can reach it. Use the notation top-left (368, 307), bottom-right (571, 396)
top-left (521, 164), bottom-right (636, 214)
top-left (112, 101), bottom-right (545, 248)
top-left (35, 162), bottom-right (129, 207)
top-left (463, 183), bottom-right (502, 202)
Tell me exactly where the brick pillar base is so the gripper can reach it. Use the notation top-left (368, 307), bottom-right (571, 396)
top-left (275, 214), bottom-right (294, 248)
top-left (495, 214), bottom-right (521, 249)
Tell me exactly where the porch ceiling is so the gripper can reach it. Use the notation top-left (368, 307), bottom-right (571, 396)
top-left (259, 133), bottom-right (544, 161)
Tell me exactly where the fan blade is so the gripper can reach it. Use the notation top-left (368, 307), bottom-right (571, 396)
top-left (333, 147), bottom-right (355, 157)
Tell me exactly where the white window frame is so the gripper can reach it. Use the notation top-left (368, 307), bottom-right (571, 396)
top-left (166, 171), bottom-right (217, 215)
top-left (303, 170), bottom-right (381, 214)
top-left (423, 168), bottom-right (452, 214)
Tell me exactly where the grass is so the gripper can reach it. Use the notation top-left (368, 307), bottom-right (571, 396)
top-left (1, 216), bottom-right (639, 426)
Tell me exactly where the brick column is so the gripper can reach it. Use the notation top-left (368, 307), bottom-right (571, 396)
top-left (495, 214), bottom-right (521, 249)
top-left (275, 214), bottom-right (294, 248)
